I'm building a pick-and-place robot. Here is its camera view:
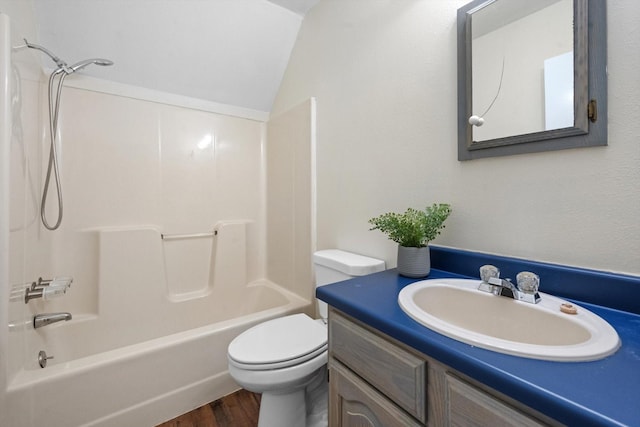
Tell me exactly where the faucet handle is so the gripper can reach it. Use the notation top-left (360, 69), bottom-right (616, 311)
top-left (516, 271), bottom-right (540, 294)
top-left (42, 284), bottom-right (69, 300)
top-left (25, 276), bottom-right (74, 303)
top-left (36, 276), bottom-right (73, 289)
top-left (50, 276), bottom-right (73, 288)
top-left (479, 265), bottom-right (500, 282)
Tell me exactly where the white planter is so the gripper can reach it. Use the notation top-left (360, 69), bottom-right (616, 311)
top-left (397, 245), bottom-right (430, 278)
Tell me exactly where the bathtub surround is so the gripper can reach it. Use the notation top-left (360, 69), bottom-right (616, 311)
top-left (267, 99), bottom-right (317, 302)
top-left (2, 89), bottom-right (315, 424)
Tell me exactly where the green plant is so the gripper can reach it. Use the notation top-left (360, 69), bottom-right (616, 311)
top-left (368, 203), bottom-right (452, 248)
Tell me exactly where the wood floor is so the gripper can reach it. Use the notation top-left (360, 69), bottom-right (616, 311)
top-left (156, 389), bottom-right (261, 427)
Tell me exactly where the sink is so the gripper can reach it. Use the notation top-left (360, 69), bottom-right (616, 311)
top-left (398, 278), bottom-right (620, 361)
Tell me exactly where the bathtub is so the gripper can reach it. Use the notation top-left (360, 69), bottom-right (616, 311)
top-left (5, 224), bottom-right (311, 427)
top-left (6, 280), bottom-right (309, 427)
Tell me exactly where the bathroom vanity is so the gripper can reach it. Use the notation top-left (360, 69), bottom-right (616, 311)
top-left (329, 308), bottom-right (556, 426)
top-left (317, 250), bottom-right (640, 427)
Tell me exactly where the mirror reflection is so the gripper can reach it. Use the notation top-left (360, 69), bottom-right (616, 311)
top-left (458, 0), bottom-right (607, 161)
top-left (471, 0), bottom-right (574, 142)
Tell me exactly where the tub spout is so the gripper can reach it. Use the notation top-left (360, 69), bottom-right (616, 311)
top-left (33, 312), bottom-right (72, 329)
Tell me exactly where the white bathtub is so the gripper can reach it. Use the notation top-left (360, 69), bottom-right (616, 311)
top-left (5, 224), bottom-right (311, 427)
top-left (6, 280), bottom-right (309, 427)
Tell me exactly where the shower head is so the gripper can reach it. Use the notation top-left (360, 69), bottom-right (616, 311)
top-left (67, 58), bottom-right (114, 73)
top-left (23, 39), bottom-right (114, 75)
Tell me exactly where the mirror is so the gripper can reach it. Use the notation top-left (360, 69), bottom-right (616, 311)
top-left (472, 0), bottom-right (574, 141)
top-left (457, 0), bottom-right (607, 161)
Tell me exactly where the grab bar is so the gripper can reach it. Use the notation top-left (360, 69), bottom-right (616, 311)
top-left (161, 230), bottom-right (217, 240)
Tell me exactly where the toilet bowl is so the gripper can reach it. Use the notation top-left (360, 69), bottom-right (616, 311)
top-left (228, 314), bottom-right (327, 427)
top-left (227, 249), bottom-right (385, 427)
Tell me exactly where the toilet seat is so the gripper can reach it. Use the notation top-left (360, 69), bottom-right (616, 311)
top-left (228, 313), bottom-right (327, 370)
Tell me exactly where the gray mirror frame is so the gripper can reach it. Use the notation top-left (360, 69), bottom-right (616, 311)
top-left (457, 0), bottom-right (607, 161)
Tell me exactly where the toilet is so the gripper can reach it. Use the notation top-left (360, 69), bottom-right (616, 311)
top-left (227, 249), bottom-right (385, 427)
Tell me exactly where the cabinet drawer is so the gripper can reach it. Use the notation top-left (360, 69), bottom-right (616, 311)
top-left (329, 310), bottom-right (426, 423)
top-left (330, 361), bottom-right (423, 427)
top-left (447, 375), bottom-right (547, 427)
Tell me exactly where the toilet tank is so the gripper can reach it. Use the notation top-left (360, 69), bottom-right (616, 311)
top-left (313, 249), bottom-right (385, 318)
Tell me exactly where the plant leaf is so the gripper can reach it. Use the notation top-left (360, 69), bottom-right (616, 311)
top-left (369, 203), bottom-right (451, 247)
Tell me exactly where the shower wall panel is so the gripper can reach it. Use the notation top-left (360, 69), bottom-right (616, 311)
top-left (266, 98), bottom-right (316, 301)
top-left (22, 86), bottom-right (267, 317)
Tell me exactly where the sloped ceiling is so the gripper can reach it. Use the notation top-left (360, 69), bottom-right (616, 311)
top-left (31, 0), bottom-right (319, 113)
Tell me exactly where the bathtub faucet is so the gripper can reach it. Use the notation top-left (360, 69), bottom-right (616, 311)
top-left (33, 312), bottom-right (72, 329)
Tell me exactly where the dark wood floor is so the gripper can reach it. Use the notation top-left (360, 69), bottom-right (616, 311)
top-left (156, 389), bottom-right (261, 427)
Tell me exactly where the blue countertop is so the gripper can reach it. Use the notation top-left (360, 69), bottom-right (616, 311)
top-left (317, 268), bottom-right (640, 427)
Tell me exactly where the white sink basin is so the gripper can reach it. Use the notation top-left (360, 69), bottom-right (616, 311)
top-left (398, 278), bottom-right (620, 361)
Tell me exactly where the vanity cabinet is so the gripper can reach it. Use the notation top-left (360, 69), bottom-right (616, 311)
top-left (328, 308), bottom-right (558, 427)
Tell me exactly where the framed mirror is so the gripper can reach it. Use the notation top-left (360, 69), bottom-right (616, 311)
top-left (457, 0), bottom-right (607, 161)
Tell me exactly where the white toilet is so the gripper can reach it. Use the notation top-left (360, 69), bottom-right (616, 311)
top-left (227, 249), bottom-right (385, 427)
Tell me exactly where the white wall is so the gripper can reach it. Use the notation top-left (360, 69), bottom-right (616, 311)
top-left (272, 0), bottom-right (640, 276)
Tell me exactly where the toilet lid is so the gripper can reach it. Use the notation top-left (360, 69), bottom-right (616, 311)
top-left (228, 313), bottom-right (327, 368)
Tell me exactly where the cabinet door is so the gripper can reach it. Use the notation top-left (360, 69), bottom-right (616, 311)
top-left (447, 375), bottom-right (547, 427)
top-left (329, 309), bottom-right (426, 422)
top-left (330, 361), bottom-right (423, 427)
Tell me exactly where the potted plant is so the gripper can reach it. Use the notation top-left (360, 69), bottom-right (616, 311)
top-left (369, 203), bottom-right (451, 278)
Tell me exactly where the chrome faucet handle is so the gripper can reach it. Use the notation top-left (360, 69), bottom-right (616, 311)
top-left (478, 265), bottom-right (500, 293)
top-left (516, 271), bottom-right (540, 294)
top-left (25, 276), bottom-right (73, 303)
top-left (516, 271), bottom-right (541, 304)
top-left (479, 265), bottom-right (500, 282)
top-left (35, 276), bottom-right (73, 289)
top-left (50, 276), bottom-right (73, 288)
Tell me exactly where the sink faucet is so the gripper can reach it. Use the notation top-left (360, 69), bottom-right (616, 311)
top-left (33, 312), bottom-right (72, 329)
top-left (488, 277), bottom-right (519, 299)
top-left (478, 265), bottom-right (541, 304)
